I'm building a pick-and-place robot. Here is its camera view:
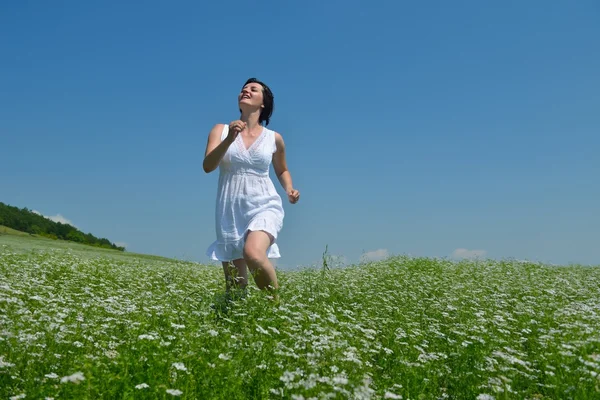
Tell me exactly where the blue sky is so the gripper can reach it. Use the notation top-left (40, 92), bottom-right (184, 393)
top-left (1, 1), bottom-right (599, 268)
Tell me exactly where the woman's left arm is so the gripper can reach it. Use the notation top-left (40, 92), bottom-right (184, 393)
top-left (273, 132), bottom-right (300, 204)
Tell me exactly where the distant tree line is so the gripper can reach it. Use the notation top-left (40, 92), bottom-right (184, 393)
top-left (0, 202), bottom-right (125, 251)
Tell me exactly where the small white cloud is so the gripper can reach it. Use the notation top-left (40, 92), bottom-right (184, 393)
top-left (451, 248), bottom-right (487, 259)
top-left (32, 210), bottom-right (77, 228)
top-left (47, 214), bottom-right (75, 227)
top-left (360, 249), bottom-right (389, 263)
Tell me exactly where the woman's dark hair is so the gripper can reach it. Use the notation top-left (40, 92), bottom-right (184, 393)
top-left (241, 77), bottom-right (274, 126)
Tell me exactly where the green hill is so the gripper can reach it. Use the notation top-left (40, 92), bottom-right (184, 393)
top-left (0, 201), bottom-right (125, 251)
top-left (0, 224), bottom-right (33, 236)
top-left (0, 230), bottom-right (177, 264)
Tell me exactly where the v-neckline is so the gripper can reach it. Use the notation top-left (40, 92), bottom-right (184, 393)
top-left (238, 127), bottom-right (266, 153)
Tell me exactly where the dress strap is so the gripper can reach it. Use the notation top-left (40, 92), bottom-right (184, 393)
top-left (220, 124), bottom-right (229, 141)
top-left (268, 129), bottom-right (277, 154)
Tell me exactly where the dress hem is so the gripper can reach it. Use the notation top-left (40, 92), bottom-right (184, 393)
top-left (206, 217), bottom-right (282, 262)
top-left (206, 240), bottom-right (281, 262)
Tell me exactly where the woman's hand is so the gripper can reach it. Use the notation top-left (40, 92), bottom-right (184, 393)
top-left (226, 120), bottom-right (246, 143)
top-left (287, 189), bottom-right (300, 204)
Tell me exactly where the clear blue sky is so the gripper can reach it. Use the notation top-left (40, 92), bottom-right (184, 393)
top-left (1, 1), bottom-right (599, 268)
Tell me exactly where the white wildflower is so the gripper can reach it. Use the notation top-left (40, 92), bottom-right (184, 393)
top-left (280, 370), bottom-right (296, 384)
top-left (331, 374), bottom-right (348, 385)
top-left (0, 356), bottom-right (15, 368)
top-left (218, 353), bottom-right (231, 360)
top-left (44, 373), bottom-right (59, 379)
top-left (10, 394), bottom-right (26, 400)
top-left (491, 351), bottom-right (532, 370)
top-left (138, 334), bottom-right (157, 340)
top-left (476, 395), bottom-right (495, 400)
top-left (256, 325), bottom-right (270, 335)
top-left (104, 350), bottom-right (118, 359)
top-left (171, 323), bottom-right (185, 329)
top-left (172, 362), bottom-right (187, 371)
top-left (135, 383), bottom-right (150, 389)
top-left (208, 329), bottom-right (218, 337)
top-left (384, 392), bottom-right (402, 399)
top-left (166, 389), bottom-right (183, 396)
top-left (342, 349), bottom-right (362, 365)
top-left (60, 371), bottom-right (85, 384)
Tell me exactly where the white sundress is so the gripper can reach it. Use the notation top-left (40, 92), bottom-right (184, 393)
top-left (206, 124), bottom-right (285, 262)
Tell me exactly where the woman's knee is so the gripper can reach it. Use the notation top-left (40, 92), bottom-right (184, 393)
top-left (243, 244), bottom-right (265, 264)
top-left (243, 231), bottom-right (272, 263)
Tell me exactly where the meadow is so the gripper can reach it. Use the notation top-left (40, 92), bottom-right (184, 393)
top-left (1, 235), bottom-right (599, 399)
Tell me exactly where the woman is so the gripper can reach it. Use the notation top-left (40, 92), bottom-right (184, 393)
top-left (203, 78), bottom-right (300, 299)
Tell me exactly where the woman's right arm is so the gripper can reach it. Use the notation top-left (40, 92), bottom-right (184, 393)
top-left (203, 121), bottom-right (246, 173)
top-left (203, 124), bottom-right (233, 173)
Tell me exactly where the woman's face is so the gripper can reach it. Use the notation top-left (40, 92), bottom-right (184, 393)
top-left (238, 82), bottom-right (264, 110)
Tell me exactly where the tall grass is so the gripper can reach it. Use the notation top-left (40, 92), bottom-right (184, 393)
top-left (1, 245), bottom-right (599, 399)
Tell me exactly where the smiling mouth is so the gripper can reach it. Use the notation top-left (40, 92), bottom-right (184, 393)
top-left (242, 95), bottom-right (251, 100)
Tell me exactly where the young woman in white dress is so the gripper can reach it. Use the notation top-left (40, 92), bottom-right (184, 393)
top-left (203, 78), bottom-right (300, 299)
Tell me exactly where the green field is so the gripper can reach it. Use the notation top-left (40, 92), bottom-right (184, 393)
top-left (1, 234), bottom-right (599, 399)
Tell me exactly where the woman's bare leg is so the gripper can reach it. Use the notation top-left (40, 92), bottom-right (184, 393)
top-left (221, 259), bottom-right (248, 291)
top-left (243, 231), bottom-right (279, 298)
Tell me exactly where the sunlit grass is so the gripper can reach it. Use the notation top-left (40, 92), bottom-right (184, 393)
top-left (1, 243), bottom-right (599, 399)
top-left (0, 226), bottom-right (30, 236)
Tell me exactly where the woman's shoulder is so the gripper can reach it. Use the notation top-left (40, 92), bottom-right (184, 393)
top-left (265, 126), bottom-right (282, 138)
top-left (208, 123), bottom-right (229, 141)
top-left (266, 128), bottom-right (285, 151)
top-left (209, 123), bottom-right (228, 131)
